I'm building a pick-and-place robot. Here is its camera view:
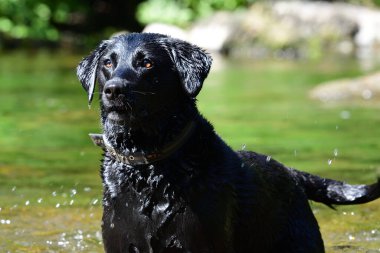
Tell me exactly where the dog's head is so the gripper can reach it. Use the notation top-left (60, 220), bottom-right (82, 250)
top-left (77, 33), bottom-right (212, 126)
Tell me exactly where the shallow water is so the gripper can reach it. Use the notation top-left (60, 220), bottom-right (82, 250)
top-left (1, 51), bottom-right (380, 252)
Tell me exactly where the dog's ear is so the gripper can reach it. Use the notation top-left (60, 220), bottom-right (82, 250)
top-left (161, 38), bottom-right (212, 97)
top-left (76, 40), bottom-right (109, 104)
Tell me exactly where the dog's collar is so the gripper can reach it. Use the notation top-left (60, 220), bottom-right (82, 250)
top-left (89, 121), bottom-right (196, 165)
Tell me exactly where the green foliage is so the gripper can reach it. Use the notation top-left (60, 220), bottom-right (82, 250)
top-left (137, 0), bottom-right (255, 27)
top-left (0, 0), bottom-right (72, 41)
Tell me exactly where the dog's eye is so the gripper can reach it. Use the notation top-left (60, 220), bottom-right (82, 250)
top-left (104, 59), bottom-right (112, 68)
top-left (143, 59), bottom-right (153, 69)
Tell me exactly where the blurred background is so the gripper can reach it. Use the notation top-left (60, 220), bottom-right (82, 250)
top-left (1, 0), bottom-right (380, 252)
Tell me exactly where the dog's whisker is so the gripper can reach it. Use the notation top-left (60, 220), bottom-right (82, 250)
top-left (131, 90), bottom-right (155, 95)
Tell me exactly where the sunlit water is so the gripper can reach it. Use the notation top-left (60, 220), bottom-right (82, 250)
top-left (1, 51), bottom-right (380, 252)
top-left (0, 186), bottom-right (103, 252)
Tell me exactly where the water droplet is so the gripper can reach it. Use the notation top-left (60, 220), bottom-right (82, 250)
top-left (328, 159), bottom-right (333, 166)
top-left (110, 223), bottom-right (115, 229)
top-left (70, 189), bottom-right (77, 197)
top-left (52, 191), bottom-right (57, 197)
top-left (57, 241), bottom-right (69, 247)
top-left (69, 199), bottom-right (74, 205)
top-left (348, 235), bottom-right (355, 241)
top-left (25, 200), bottom-right (30, 206)
top-left (37, 198), bottom-right (43, 204)
top-left (84, 187), bottom-right (91, 192)
top-left (56, 203), bottom-right (60, 208)
top-left (266, 156), bottom-right (271, 162)
top-left (334, 149), bottom-right (338, 157)
top-left (92, 199), bottom-right (98, 205)
top-left (11, 186), bottom-right (16, 192)
top-left (241, 144), bottom-right (246, 150)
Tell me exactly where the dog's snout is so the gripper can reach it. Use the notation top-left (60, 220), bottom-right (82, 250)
top-left (104, 80), bottom-right (126, 100)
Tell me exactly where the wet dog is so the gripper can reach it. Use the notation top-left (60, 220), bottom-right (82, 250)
top-left (77, 33), bottom-right (380, 253)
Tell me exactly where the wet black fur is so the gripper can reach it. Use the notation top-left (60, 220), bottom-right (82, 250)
top-left (77, 33), bottom-right (380, 253)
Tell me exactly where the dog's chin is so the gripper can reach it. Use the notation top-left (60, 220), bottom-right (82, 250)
top-left (106, 111), bottom-right (129, 124)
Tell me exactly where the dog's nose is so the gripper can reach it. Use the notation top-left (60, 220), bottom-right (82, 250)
top-left (104, 82), bottom-right (122, 100)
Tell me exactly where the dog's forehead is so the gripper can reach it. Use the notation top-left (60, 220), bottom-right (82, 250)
top-left (108, 33), bottom-right (167, 56)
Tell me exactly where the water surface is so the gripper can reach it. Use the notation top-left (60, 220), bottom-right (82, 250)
top-left (0, 51), bottom-right (379, 252)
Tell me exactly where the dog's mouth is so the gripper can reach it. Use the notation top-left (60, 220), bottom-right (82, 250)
top-left (101, 92), bottom-right (134, 121)
top-left (102, 101), bottom-right (132, 123)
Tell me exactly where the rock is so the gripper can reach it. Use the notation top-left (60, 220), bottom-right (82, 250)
top-left (142, 2), bottom-right (380, 59)
top-left (189, 11), bottom-right (244, 52)
top-left (143, 23), bottom-right (188, 41)
top-left (143, 16), bottom-right (241, 53)
top-left (271, 1), bottom-right (380, 53)
top-left (310, 72), bottom-right (380, 102)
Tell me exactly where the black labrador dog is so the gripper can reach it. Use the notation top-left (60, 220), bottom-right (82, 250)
top-left (77, 33), bottom-right (380, 253)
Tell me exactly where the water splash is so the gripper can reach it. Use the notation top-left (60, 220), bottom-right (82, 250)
top-left (74, 230), bottom-right (83, 240)
top-left (84, 187), bottom-right (91, 192)
top-left (0, 219), bottom-right (11, 225)
top-left (70, 189), bottom-right (77, 197)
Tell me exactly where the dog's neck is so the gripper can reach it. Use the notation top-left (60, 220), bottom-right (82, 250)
top-left (100, 103), bottom-right (198, 162)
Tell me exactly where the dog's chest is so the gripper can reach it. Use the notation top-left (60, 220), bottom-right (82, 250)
top-left (101, 158), bottom-right (211, 252)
